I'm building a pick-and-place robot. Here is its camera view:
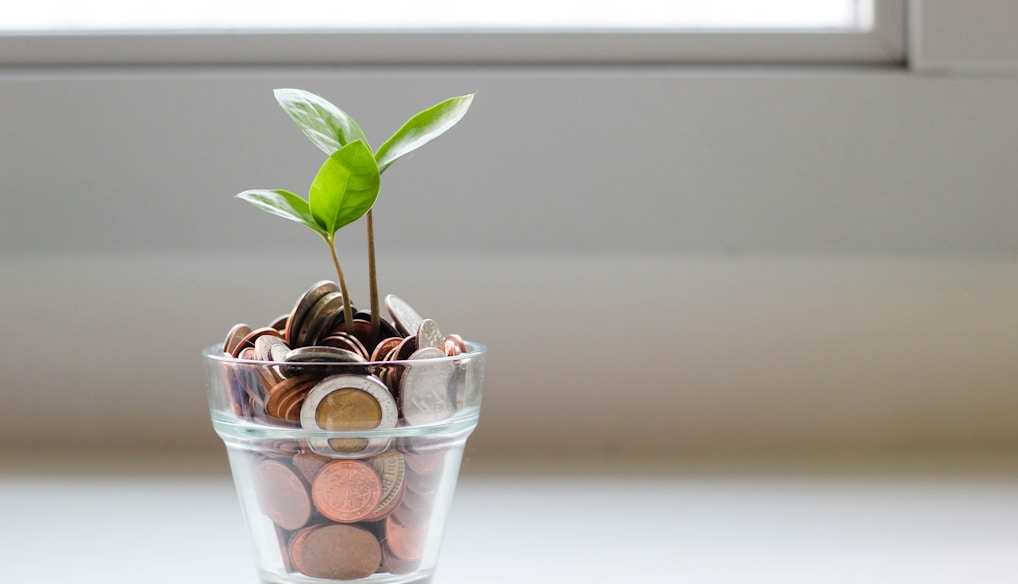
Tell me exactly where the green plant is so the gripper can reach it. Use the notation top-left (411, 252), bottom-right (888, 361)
top-left (237, 89), bottom-right (474, 339)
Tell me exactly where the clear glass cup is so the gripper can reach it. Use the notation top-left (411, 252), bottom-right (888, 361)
top-left (204, 343), bottom-right (485, 584)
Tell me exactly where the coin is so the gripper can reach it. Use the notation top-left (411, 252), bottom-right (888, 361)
top-left (297, 291), bottom-right (346, 347)
top-left (416, 319), bottom-right (443, 350)
top-left (311, 460), bottom-right (384, 523)
top-left (384, 513), bottom-right (427, 561)
top-left (268, 313), bottom-right (289, 332)
top-left (289, 524), bottom-right (381, 580)
top-left (237, 326), bottom-right (283, 356)
top-left (300, 374), bottom-right (397, 432)
top-left (265, 374), bottom-right (318, 421)
top-left (281, 345), bottom-right (367, 377)
top-left (286, 281), bottom-right (340, 347)
top-left (224, 323), bottom-right (252, 356)
top-left (293, 450), bottom-right (332, 483)
top-left (319, 332), bottom-right (369, 360)
top-left (445, 333), bottom-right (468, 354)
top-left (370, 337), bottom-right (402, 362)
top-left (385, 294), bottom-right (424, 338)
top-left (400, 347), bottom-right (456, 425)
top-left (364, 450), bottom-right (407, 521)
top-left (253, 459), bottom-right (312, 531)
top-left (254, 334), bottom-right (290, 362)
top-left (381, 541), bottom-right (421, 575)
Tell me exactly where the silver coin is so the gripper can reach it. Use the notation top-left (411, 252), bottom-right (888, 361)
top-left (285, 280), bottom-right (340, 347)
top-left (255, 335), bottom-right (290, 361)
top-left (400, 347), bottom-right (456, 426)
top-left (385, 294), bottom-right (424, 338)
top-left (416, 319), bottom-right (443, 350)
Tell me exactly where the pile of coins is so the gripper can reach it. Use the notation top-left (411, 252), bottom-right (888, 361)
top-left (219, 281), bottom-right (476, 580)
top-left (221, 280), bottom-right (470, 436)
top-left (249, 441), bottom-right (447, 578)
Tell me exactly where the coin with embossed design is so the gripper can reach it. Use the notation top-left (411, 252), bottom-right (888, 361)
top-left (400, 347), bottom-right (456, 425)
top-left (311, 460), bottom-right (383, 523)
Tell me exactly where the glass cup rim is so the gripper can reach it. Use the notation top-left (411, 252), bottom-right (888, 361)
top-left (203, 340), bottom-right (487, 366)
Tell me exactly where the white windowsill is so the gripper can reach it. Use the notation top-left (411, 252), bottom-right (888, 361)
top-left (3, 454), bottom-right (1018, 583)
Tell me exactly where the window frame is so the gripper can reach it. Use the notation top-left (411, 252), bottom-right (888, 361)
top-left (0, 0), bottom-right (906, 67)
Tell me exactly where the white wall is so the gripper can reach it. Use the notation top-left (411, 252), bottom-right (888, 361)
top-left (2, 67), bottom-right (1017, 457)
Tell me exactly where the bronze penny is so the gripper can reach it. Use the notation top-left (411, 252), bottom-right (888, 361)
top-left (268, 313), bottom-right (289, 333)
top-left (225, 323), bottom-right (252, 357)
top-left (381, 541), bottom-right (421, 575)
top-left (401, 451), bottom-right (445, 478)
top-left (289, 524), bottom-right (381, 580)
top-left (311, 460), bottom-right (383, 523)
top-left (265, 375), bottom-right (318, 420)
top-left (371, 337), bottom-right (402, 362)
top-left (237, 326), bottom-right (283, 356)
top-left (384, 513), bottom-right (427, 561)
top-left (292, 451), bottom-right (332, 483)
top-left (319, 332), bottom-right (369, 360)
top-left (445, 333), bottom-right (468, 354)
top-left (253, 459), bottom-right (312, 531)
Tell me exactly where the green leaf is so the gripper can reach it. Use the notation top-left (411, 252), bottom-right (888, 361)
top-left (309, 141), bottom-right (380, 235)
top-left (274, 88), bottom-right (369, 155)
top-left (235, 189), bottom-right (327, 236)
top-left (375, 94), bottom-right (474, 173)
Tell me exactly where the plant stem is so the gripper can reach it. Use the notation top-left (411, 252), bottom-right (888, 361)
top-left (366, 209), bottom-right (381, 344)
top-left (326, 236), bottom-right (354, 334)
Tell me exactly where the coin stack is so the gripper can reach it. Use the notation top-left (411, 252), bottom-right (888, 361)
top-left (248, 440), bottom-right (447, 578)
top-left (220, 281), bottom-right (472, 579)
top-left (221, 280), bottom-right (470, 435)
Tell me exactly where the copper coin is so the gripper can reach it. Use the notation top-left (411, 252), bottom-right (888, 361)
top-left (254, 459), bottom-right (312, 531)
top-left (268, 313), bottom-right (289, 332)
top-left (384, 514), bottom-right (428, 561)
top-left (286, 280), bottom-right (340, 347)
top-left (293, 451), bottom-right (332, 483)
top-left (224, 323), bottom-right (252, 356)
top-left (319, 332), bottom-right (369, 360)
top-left (280, 345), bottom-right (367, 378)
top-left (237, 326), bottom-right (283, 356)
top-left (265, 374), bottom-right (318, 420)
top-left (445, 333), bottom-right (468, 353)
top-left (311, 460), bottom-right (383, 523)
top-left (380, 541), bottom-right (421, 575)
top-left (403, 450), bottom-right (446, 475)
top-left (371, 337), bottom-right (402, 362)
top-left (393, 335), bottom-right (419, 362)
top-left (289, 523), bottom-right (381, 580)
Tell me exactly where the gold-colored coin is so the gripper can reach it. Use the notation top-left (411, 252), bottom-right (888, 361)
top-left (315, 387), bottom-right (383, 431)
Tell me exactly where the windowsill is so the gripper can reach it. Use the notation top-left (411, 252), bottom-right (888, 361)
top-left (4, 454), bottom-right (1018, 583)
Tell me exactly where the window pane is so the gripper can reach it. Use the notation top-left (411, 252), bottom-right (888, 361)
top-left (4, 0), bottom-right (870, 33)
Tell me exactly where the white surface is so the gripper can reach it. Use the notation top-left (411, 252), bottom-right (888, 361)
top-left (2, 456), bottom-right (1018, 583)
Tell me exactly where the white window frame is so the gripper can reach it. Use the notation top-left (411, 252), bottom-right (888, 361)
top-left (0, 0), bottom-right (906, 66)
